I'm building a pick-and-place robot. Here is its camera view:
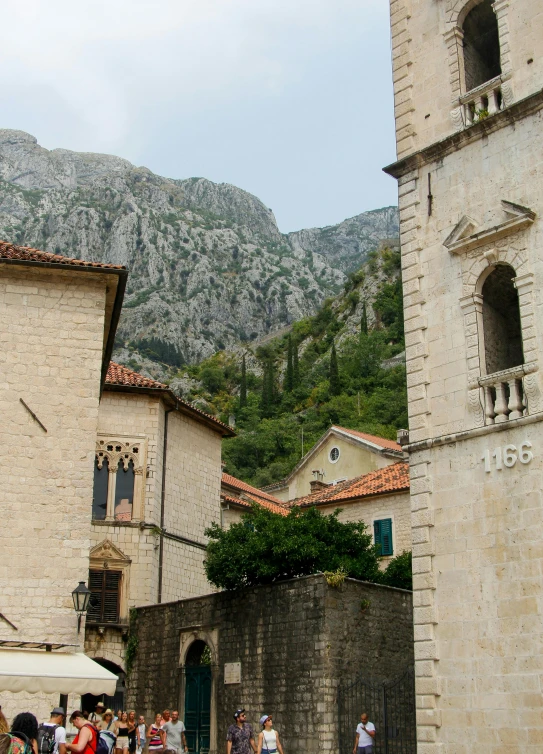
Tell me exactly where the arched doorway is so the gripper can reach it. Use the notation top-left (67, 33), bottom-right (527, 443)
top-left (184, 641), bottom-right (211, 754)
top-left (82, 658), bottom-right (126, 715)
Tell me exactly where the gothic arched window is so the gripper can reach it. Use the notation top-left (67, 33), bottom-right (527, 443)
top-left (462, 0), bottom-right (501, 92)
top-left (482, 264), bottom-right (523, 374)
top-left (93, 456), bottom-right (109, 520)
top-left (115, 459), bottom-right (135, 521)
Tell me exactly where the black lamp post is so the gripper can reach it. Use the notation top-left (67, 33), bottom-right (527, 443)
top-left (72, 581), bottom-right (92, 633)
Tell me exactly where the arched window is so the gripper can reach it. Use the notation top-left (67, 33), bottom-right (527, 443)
top-left (93, 456), bottom-right (109, 520)
top-left (462, 0), bottom-right (501, 92)
top-left (115, 459), bottom-right (135, 521)
top-left (482, 264), bottom-right (523, 374)
top-left (185, 640), bottom-right (211, 666)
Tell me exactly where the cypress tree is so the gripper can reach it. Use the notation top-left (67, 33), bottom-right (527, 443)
top-left (239, 354), bottom-right (247, 408)
top-left (260, 361), bottom-right (275, 418)
top-left (293, 341), bottom-right (300, 388)
top-left (284, 335), bottom-right (294, 392)
top-left (329, 342), bottom-right (341, 397)
top-left (360, 300), bottom-right (368, 336)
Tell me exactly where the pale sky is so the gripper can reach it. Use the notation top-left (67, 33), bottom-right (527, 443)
top-left (1, 0), bottom-right (397, 232)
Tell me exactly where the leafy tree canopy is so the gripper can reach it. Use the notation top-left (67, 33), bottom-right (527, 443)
top-left (204, 505), bottom-right (382, 590)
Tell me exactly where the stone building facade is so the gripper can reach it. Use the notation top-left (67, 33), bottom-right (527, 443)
top-left (84, 363), bottom-right (234, 706)
top-left (261, 426), bottom-right (403, 502)
top-left (385, 1), bottom-right (543, 751)
top-left (127, 574), bottom-right (414, 754)
top-left (0, 242), bottom-right (126, 720)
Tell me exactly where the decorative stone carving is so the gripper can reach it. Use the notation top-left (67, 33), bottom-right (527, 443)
top-left (95, 434), bottom-right (147, 522)
top-left (467, 385), bottom-right (485, 427)
top-left (523, 369), bottom-right (542, 414)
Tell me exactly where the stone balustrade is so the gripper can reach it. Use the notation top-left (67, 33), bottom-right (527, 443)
top-left (459, 76), bottom-right (507, 127)
top-left (478, 365), bottom-right (533, 425)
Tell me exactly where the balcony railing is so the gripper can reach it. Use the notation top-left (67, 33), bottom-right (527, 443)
top-left (478, 365), bottom-right (532, 425)
top-left (461, 76), bottom-right (504, 126)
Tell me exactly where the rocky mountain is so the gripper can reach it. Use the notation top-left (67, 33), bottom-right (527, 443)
top-left (0, 129), bottom-right (398, 364)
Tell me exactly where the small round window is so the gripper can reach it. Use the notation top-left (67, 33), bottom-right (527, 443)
top-left (329, 447), bottom-right (340, 463)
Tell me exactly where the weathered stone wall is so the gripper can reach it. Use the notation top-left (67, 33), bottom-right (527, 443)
top-left (0, 264), bottom-right (108, 721)
top-left (128, 575), bottom-right (413, 754)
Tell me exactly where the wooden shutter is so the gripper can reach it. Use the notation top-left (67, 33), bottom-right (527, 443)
top-left (87, 569), bottom-right (121, 623)
top-left (374, 518), bottom-right (393, 556)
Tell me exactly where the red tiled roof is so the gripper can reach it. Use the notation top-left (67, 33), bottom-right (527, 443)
top-left (0, 241), bottom-right (126, 270)
top-left (287, 462), bottom-right (410, 508)
top-left (105, 362), bottom-right (234, 435)
top-left (222, 473), bottom-right (287, 506)
top-left (221, 493), bottom-right (289, 516)
top-left (106, 361), bottom-right (168, 389)
top-left (331, 425), bottom-right (402, 452)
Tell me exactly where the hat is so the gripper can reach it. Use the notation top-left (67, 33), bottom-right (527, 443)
top-left (259, 715), bottom-right (270, 726)
top-left (103, 710), bottom-right (113, 716)
top-left (51, 708), bottom-right (65, 717)
top-left (233, 708), bottom-right (245, 720)
top-left (96, 703), bottom-right (105, 709)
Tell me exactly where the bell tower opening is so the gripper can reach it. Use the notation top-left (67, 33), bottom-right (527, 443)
top-left (462, 0), bottom-right (501, 91)
top-left (481, 264), bottom-right (523, 374)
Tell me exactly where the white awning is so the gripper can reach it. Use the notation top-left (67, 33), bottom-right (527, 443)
top-left (0, 650), bottom-right (118, 695)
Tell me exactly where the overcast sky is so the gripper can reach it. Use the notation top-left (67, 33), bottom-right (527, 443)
top-left (1, 0), bottom-right (397, 232)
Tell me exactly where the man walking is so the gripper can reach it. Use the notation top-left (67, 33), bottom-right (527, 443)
top-left (89, 704), bottom-right (105, 725)
top-left (162, 711), bottom-right (188, 754)
top-left (38, 708), bottom-right (67, 754)
top-left (353, 713), bottom-right (375, 754)
top-left (227, 709), bottom-right (257, 754)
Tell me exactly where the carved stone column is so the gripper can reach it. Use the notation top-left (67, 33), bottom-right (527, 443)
top-left (106, 466), bottom-right (118, 520)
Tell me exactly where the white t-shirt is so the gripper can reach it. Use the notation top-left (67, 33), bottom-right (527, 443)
top-left (356, 722), bottom-right (375, 747)
top-left (41, 723), bottom-right (67, 754)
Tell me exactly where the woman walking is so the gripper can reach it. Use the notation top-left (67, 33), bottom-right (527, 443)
top-left (114, 713), bottom-right (130, 754)
top-left (146, 715), bottom-right (164, 754)
top-left (127, 712), bottom-right (137, 754)
top-left (136, 716), bottom-right (146, 754)
top-left (256, 716), bottom-right (284, 754)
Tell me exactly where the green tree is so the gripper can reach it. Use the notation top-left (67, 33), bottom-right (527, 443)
top-left (292, 340), bottom-right (300, 388)
top-left (204, 505), bottom-right (382, 589)
top-left (239, 354), bottom-right (247, 409)
top-left (380, 551), bottom-right (412, 591)
top-left (260, 361), bottom-right (276, 418)
top-left (329, 341), bottom-right (341, 397)
top-left (284, 335), bottom-right (294, 392)
top-left (360, 300), bottom-right (368, 336)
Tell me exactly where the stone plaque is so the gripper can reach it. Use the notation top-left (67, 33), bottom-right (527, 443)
top-left (224, 662), bottom-right (241, 684)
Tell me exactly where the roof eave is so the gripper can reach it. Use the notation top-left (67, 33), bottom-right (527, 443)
top-left (297, 485), bottom-right (410, 508)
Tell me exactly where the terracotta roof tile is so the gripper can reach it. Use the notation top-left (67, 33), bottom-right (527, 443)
top-left (331, 425), bottom-right (402, 452)
top-left (221, 493), bottom-right (289, 516)
top-left (222, 473), bottom-right (288, 506)
top-left (287, 461), bottom-right (410, 508)
top-left (105, 362), bottom-right (234, 435)
top-left (0, 240), bottom-right (126, 270)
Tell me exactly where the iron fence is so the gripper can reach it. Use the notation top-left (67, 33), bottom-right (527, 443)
top-left (337, 666), bottom-right (416, 754)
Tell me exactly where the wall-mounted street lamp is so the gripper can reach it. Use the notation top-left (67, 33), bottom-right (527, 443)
top-left (72, 581), bottom-right (92, 633)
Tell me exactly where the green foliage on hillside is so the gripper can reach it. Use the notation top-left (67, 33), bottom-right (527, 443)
top-left (175, 246), bottom-right (407, 487)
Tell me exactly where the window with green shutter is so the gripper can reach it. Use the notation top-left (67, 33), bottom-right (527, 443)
top-left (374, 518), bottom-right (393, 556)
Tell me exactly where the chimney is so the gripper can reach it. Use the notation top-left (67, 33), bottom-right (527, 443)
top-left (310, 479), bottom-right (330, 494)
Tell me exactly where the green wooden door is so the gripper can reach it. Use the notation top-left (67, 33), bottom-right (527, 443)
top-left (184, 666), bottom-right (211, 754)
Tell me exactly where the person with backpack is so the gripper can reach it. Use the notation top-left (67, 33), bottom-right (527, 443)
top-left (10, 712), bottom-right (39, 754)
top-left (65, 712), bottom-right (96, 754)
top-left (37, 709), bottom-right (66, 754)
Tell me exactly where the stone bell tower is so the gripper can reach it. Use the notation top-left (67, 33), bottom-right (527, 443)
top-left (385, 1), bottom-right (543, 751)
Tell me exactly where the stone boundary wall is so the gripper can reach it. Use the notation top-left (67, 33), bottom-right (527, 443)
top-left (128, 574), bottom-right (413, 754)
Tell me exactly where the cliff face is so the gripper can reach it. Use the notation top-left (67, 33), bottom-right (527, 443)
top-left (0, 129), bottom-right (398, 364)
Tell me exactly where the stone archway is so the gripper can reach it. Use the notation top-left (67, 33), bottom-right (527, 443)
top-left (82, 658), bottom-right (126, 716)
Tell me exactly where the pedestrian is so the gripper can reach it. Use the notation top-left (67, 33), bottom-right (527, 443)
top-left (114, 712), bottom-right (130, 754)
top-left (98, 711), bottom-right (115, 733)
top-left (0, 706), bottom-right (9, 734)
top-left (11, 712), bottom-right (39, 754)
top-left (226, 709), bottom-right (257, 754)
top-left (136, 717), bottom-right (146, 754)
top-left (65, 713), bottom-right (96, 754)
top-left (159, 712), bottom-right (169, 729)
top-left (162, 711), bottom-right (187, 754)
top-left (115, 713), bottom-right (123, 724)
top-left (88, 705), bottom-right (105, 726)
top-left (256, 716), bottom-right (283, 754)
top-left (147, 715), bottom-right (164, 754)
top-left (37, 708), bottom-right (66, 754)
top-left (352, 713), bottom-right (375, 754)
top-left (127, 712), bottom-right (137, 754)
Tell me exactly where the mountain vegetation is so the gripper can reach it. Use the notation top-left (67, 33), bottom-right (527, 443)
top-left (0, 129), bottom-right (398, 366)
top-left (175, 245), bottom-right (407, 487)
